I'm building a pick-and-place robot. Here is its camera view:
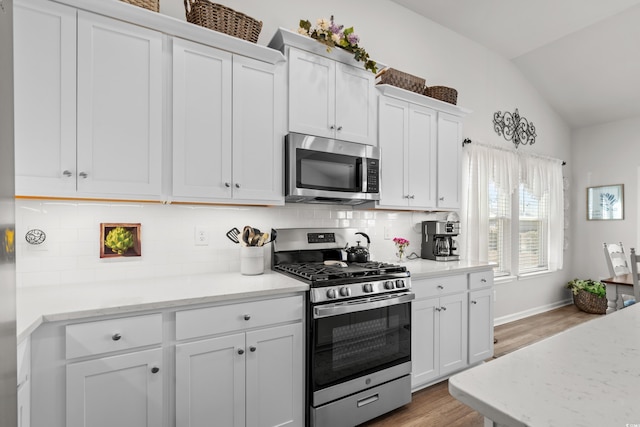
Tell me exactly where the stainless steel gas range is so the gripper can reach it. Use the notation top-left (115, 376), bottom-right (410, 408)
top-left (272, 227), bottom-right (414, 427)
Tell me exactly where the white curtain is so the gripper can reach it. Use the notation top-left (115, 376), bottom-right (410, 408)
top-left (461, 142), bottom-right (564, 271)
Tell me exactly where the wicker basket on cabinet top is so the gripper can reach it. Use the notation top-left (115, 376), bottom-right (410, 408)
top-left (184, 0), bottom-right (262, 43)
top-left (376, 68), bottom-right (426, 94)
top-left (121, 0), bottom-right (159, 12)
top-left (424, 86), bottom-right (458, 105)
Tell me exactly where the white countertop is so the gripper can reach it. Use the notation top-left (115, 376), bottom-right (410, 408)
top-left (16, 259), bottom-right (492, 343)
top-left (17, 271), bottom-right (307, 342)
top-left (449, 304), bottom-right (640, 426)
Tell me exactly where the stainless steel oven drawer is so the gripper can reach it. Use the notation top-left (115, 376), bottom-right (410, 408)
top-left (311, 374), bottom-right (411, 427)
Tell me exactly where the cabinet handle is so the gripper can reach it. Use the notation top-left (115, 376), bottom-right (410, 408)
top-left (235, 183), bottom-right (240, 189)
top-left (224, 182), bottom-right (231, 188)
top-left (439, 197), bottom-right (444, 201)
top-left (244, 314), bottom-right (251, 321)
top-left (435, 307), bottom-right (441, 312)
top-left (249, 346), bottom-right (256, 352)
top-left (437, 285), bottom-right (444, 290)
top-left (471, 300), bottom-right (477, 304)
top-left (151, 367), bottom-right (160, 374)
top-left (237, 348), bottom-right (245, 355)
top-left (336, 126), bottom-right (343, 131)
top-left (329, 125), bottom-right (335, 130)
top-left (79, 172), bottom-right (88, 179)
top-left (481, 278), bottom-right (487, 283)
top-left (409, 195), bottom-right (415, 199)
top-left (440, 306), bottom-right (447, 311)
top-left (62, 170), bottom-right (73, 177)
top-left (112, 333), bottom-right (122, 341)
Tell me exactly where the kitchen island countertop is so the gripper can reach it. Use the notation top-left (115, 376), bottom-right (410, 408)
top-left (449, 303), bottom-right (640, 426)
top-left (17, 271), bottom-right (308, 342)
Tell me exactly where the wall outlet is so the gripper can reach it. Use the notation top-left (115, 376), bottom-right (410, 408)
top-left (384, 226), bottom-right (391, 240)
top-left (195, 227), bottom-right (209, 246)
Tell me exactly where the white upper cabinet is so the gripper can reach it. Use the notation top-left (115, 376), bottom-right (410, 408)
top-left (76, 11), bottom-right (163, 197)
top-left (286, 45), bottom-right (376, 145)
top-left (375, 84), bottom-right (470, 211)
top-left (171, 38), bottom-right (285, 204)
top-left (377, 95), bottom-right (437, 209)
top-left (14, 1), bottom-right (163, 200)
top-left (172, 38), bottom-right (233, 200)
top-left (13, 0), bottom-right (77, 196)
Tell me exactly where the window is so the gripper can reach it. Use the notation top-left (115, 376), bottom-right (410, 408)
top-left (488, 181), bottom-right (511, 276)
top-left (518, 184), bottom-right (549, 274)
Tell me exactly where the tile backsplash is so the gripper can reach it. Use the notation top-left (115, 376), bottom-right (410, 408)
top-left (15, 199), bottom-right (447, 288)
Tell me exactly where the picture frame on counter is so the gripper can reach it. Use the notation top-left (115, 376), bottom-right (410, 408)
top-left (586, 184), bottom-right (624, 220)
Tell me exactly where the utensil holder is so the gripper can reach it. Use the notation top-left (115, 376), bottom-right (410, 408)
top-left (240, 246), bottom-right (264, 275)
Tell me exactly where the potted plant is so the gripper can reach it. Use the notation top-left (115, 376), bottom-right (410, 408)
top-left (566, 278), bottom-right (607, 314)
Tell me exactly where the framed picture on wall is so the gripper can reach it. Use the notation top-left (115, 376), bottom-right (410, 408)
top-left (587, 184), bottom-right (624, 220)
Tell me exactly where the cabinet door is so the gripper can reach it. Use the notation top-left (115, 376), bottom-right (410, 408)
top-left (469, 288), bottom-right (494, 364)
top-left (377, 96), bottom-right (408, 207)
top-left (411, 298), bottom-right (439, 388)
top-left (13, 0), bottom-right (77, 197)
top-left (232, 56), bottom-right (285, 203)
top-left (172, 38), bottom-right (232, 200)
top-left (176, 334), bottom-right (245, 427)
top-left (335, 62), bottom-right (375, 145)
top-left (288, 47), bottom-right (335, 139)
top-left (407, 104), bottom-right (437, 208)
top-left (438, 292), bottom-right (468, 376)
top-left (245, 323), bottom-right (303, 427)
top-left (76, 11), bottom-right (162, 197)
top-left (436, 112), bottom-right (463, 209)
top-left (66, 348), bottom-right (163, 427)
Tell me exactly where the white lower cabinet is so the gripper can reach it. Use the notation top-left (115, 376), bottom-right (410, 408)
top-left (175, 295), bottom-right (304, 427)
top-left (66, 348), bottom-right (163, 427)
top-left (411, 269), bottom-right (493, 391)
top-left (17, 337), bottom-right (31, 427)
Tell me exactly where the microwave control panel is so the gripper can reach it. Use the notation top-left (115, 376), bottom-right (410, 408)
top-left (366, 159), bottom-right (379, 193)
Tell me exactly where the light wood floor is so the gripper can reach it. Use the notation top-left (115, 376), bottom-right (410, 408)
top-left (361, 304), bottom-right (600, 427)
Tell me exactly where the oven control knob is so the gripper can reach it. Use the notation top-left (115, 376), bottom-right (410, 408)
top-left (384, 281), bottom-right (395, 290)
top-left (326, 288), bottom-right (337, 299)
top-left (363, 283), bottom-right (374, 293)
top-left (339, 287), bottom-right (351, 297)
top-left (395, 279), bottom-right (405, 288)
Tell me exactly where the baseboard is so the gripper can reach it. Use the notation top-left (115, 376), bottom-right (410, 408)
top-left (493, 299), bottom-right (573, 326)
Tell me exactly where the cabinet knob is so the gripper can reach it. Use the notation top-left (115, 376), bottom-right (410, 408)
top-left (440, 306), bottom-right (447, 311)
top-left (409, 195), bottom-right (415, 199)
top-left (481, 278), bottom-right (487, 283)
top-left (437, 285), bottom-right (444, 290)
top-left (112, 333), bottom-right (122, 341)
top-left (249, 346), bottom-right (256, 352)
top-left (79, 172), bottom-right (88, 179)
top-left (235, 183), bottom-right (240, 189)
top-left (439, 197), bottom-right (444, 201)
top-left (435, 307), bottom-right (441, 312)
top-left (151, 367), bottom-right (160, 374)
top-left (329, 125), bottom-right (335, 130)
top-left (471, 300), bottom-right (478, 304)
top-left (244, 314), bottom-right (251, 321)
top-left (62, 170), bottom-right (73, 177)
top-left (237, 348), bottom-right (245, 355)
top-left (225, 182), bottom-right (231, 188)
top-left (336, 126), bottom-right (343, 131)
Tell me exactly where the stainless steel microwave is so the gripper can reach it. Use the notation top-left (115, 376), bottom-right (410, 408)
top-left (285, 133), bottom-right (380, 205)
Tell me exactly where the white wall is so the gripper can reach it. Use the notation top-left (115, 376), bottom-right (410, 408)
top-left (571, 116), bottom-right (640, 281)
top-left (15, 0), bottom-right (576, 322)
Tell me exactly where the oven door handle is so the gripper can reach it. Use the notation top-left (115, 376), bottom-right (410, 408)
top-left (313, 292), bottom-right (415, 318)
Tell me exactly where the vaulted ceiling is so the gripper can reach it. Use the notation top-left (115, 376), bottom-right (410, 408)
top-left (390, 0), bottom-right (640, 129)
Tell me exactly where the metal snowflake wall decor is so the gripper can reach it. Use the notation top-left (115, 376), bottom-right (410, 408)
top-left (493, 108), bottom-right (537, 148)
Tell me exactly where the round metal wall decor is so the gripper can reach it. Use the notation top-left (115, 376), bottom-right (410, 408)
top-left (25, 229), bottom-right (46, 245)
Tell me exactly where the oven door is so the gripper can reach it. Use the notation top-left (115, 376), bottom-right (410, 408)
top-left (310, 292), bottom-right (414, 405)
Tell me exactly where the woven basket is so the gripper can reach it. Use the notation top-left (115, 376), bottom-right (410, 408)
top-left (121, 0), bottom-right (159, 12)
top-left (376, 68), bottom-right (426, 94)
top-left (184, 0), bottom-right (262, 43)
top-left (424, 86), bottom-right (458, 105)
top-left (573, 289), bottom-right (606, 314)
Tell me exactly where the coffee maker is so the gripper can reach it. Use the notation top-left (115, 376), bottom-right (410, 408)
top-left (421, 220), bottom-right (460, 261)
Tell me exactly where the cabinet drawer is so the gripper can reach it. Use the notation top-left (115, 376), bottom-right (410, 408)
top-left (469, 270), bottom-right (493, 289)
top-left (176, 295), bottom-right (303, 341)
top-left (66, 314), bottom-right (162, 359)
top-left (412, 275), bottom-right (467, 299)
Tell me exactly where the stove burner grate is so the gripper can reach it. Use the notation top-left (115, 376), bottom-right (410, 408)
top-left (274, 261), bottom-right (406, 282)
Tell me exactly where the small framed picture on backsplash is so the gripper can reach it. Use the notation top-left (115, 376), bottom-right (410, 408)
top-left (100, 223), bottom-right (141, 258)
